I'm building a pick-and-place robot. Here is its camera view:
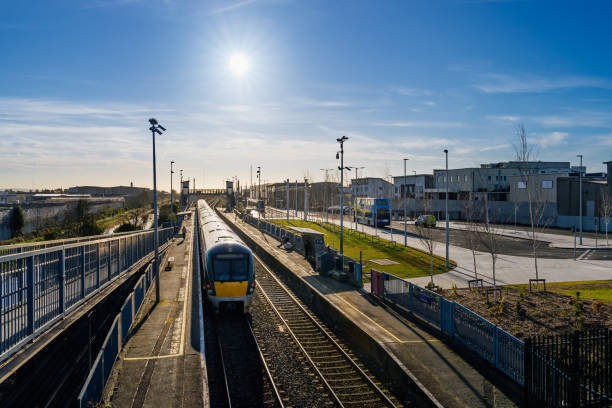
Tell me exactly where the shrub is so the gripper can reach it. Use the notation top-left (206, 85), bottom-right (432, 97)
top-left (451, 283), bottom-right (458, 297)
top-left (497, 297), bottom-right (506, 315)
top-left (10, 205), bottom-right (25, 237)
top-left (592, 300), bottom-right (604, 314)
top-left (576, 316), bottom-right (584, 331)
top-left (573, 300), bottom-right (583, 317)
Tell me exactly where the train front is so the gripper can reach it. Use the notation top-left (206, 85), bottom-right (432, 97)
top-left (205, 242), bottom-right (255, 313)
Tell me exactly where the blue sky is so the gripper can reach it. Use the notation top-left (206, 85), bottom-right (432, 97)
top-left (1, 0), bottom-right (611, 190)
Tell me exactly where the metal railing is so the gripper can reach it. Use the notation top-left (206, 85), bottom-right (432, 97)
top-left (77, 263), bottom-right (156, 407)
top-left (0, 229), bottom-right (150, 256)
top-left (371, 270), bottom-right (525, 386)
top-left (0, 227), bottom-right (173, 362)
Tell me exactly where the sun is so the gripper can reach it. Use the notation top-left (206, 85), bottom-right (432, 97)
top-left (228, 54), bottom-right (249, 77)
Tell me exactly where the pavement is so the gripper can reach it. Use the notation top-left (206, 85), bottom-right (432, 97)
top-left (441, 221), bottom-right (610, 250)
top-left (104, 211), bottom-right (207, 408)
top-left (226, 212), bottom-right (521, 408)
top-left (263, 207), bottom-right (612, 289)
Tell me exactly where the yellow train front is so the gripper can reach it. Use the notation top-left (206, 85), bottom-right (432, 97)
top-left (197, 199), bottom-right (254, 313)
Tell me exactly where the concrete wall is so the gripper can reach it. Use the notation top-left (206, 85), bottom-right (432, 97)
top-left (0, 198), bottom-right (124, 240)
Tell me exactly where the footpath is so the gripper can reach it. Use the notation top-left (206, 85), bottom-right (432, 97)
top-left (294, 212), bottom-right (612, 289)
top-left (103, 213), bottom-right (207, 408)
top-left (227, 214), bottom-right (521, 408)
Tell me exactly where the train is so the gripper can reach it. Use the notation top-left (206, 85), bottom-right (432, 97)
top-left (196, 199), bottom-right (255, 313)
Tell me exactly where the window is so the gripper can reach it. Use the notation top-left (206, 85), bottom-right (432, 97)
top-left (213, 253), bottom-right (249, 281)
top-left (517, 181), bottom-right (527, 189)
top-left (464, 175), bottom-right (468, 182)
top-left (488, 175), bottom-right (492, 182)
top-left (542, 180), bottom-right (553, 189)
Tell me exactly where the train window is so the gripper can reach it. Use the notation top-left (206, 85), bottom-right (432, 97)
top-left (213, 254), bottom-right (249, 281)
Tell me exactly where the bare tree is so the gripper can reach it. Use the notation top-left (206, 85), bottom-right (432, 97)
top-left (474, 194), bottom-right (502, 300)
top-left (464, 199), bottom-right (480, 280)
top-left (514, 123), bottom-right (551, 290)
top-left (415, 197), bottom-right (437, 286)
top-left (600, 190), bottom-right (612, 246)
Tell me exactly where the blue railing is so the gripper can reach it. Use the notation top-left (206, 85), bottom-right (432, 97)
top-left (78, 262), bottom-right (156, 407)
top-left (0, 227), bottom-right (173, 362)
top-left (239, 213), bottom-right (362, 285)
top-left (372, 270), bottom-right (525, 386)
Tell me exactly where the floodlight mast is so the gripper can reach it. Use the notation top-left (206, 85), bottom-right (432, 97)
top-left (149, 118), bottom-right (165, 303)
top-left (336, 136), bottom-right (348, 274)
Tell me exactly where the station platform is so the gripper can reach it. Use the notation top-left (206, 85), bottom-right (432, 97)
top-left (103, 213), bottom-right (207, 407)
top-left (226, 214), bottom-right (521, 408)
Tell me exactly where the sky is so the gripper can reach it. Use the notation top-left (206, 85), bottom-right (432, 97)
top-left (1, 0), bottom-right (611, 191)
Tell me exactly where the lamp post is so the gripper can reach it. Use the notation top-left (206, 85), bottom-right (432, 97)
top-left (352, 166), bottom-right (365, 231)
top-left (413, 170), bottom-right (417, 220)
top-left (149, 118), bottom-right (166, 303)
top-left (337, 136), bottom-right (348, 272)
top-left (577, 154), bottom-right (583, 245)
top-left (170, 161), bottom-right (174, 230)
top-left (403, 158), bottom-right (409, 247)
top-left (320, 168), bottom-right (334, 223)
top-left (444, 149), bottom-right (449, 268)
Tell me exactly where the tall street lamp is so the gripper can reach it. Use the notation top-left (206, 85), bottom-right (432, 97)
top-left (170, 161), bottom-right (174, 230)
top-left (577, 154), bottom-right (583, 245)
top-left (352, 166), bottom-right (365, 231)
top-left (444, 149), bottom-right (449, 268)
top-left (149, 118), bottom-right (166, 303)
top-left (337, 136), bottom-right (348, 272)
top-left (403, 158), bottom-right (409, 247)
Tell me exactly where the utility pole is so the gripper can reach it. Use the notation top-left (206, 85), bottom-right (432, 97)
top-left (295, 180), bottom-right (298, 217)
top-left (337, 136), bottom-right (348, 273)
top-left (170, 161), bottom-right (174, 230)
top-left (413, 170), bottom-right (417, 220)
top-left (286, 179), bottom-right (290, 223)
top-left (577, 154), bottom-right (583, 245)
top-left (149, 118), bottom-right (166, 303)
top-left (444, 149), bottom-right (450, 268)
top-left (403, 158), bottom-right (408, 247)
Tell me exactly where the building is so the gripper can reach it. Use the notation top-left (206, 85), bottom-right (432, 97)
top-left (265, 181), bottom-right (341, 212)
top-left (68, 185), bottom-right (150, 197)
top-left (350, 178), bottom-right (393, 200)
top-left (391, 174), bottom-right (433, 200)
top-left (430, 161), bottom-right (577, 202)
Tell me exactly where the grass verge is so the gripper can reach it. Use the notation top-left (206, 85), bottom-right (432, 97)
top-left (506, 280), bottom-right (612, 303)
top-left (269, 219), bottom-right (455, 279)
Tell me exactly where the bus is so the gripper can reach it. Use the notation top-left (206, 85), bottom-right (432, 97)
top-left (354, 197), bottom-right (390, 227)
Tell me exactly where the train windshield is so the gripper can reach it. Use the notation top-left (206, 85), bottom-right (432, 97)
top-left (213, 253), bottom-right (249, 281)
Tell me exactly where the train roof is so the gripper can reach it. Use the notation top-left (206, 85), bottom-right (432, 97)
top-left (197, 199), bottom-right (247, 250)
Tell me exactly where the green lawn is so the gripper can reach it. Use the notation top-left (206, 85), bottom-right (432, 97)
top-left (506, 280), bottom-right (612, 303)
top-left (269, 219), bottom-right (455, 279)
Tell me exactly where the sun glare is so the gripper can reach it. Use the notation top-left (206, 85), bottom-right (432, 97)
top-left (228, 54), bottom-right (249, 77)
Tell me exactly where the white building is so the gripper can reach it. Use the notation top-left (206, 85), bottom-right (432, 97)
top-left (350, 178), bottom-right (393, 200)
top-left (391, 174), bottom-right (433, 200)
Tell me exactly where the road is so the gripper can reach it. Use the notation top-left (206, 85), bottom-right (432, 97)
top-left (264, 207), bottom-right (611, 260)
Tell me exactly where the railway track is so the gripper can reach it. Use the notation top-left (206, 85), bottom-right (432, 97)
top-left (253, 255), bottom-right (402, 408)
top-left (215, 314), bottom-right (284, 408)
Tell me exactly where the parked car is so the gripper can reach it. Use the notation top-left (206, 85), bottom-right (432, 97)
top-left (415, 214), bottom-right (436, 227)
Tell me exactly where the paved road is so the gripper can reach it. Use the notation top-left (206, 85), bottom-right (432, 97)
top-left (265, 207), bottom-right (611, 260)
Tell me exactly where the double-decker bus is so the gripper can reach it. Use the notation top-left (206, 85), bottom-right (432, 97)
top-left (354, 197), bottom-right (390, 227)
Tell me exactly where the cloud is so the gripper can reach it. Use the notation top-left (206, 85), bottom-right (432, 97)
top-left (474, 73), bottom-right (612, 94)
top-left (388, 87), bottom-right (434, 97)
top-left (370, 121), bottom-right (465, 128)
top-left (208, 0), bottom-right (256, 15)
top-left (537, 131), bottom-right (569, 148)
